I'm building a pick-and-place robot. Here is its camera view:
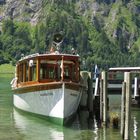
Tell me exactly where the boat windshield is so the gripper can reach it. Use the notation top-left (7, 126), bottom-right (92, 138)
top-left (40, 59), bottom-right (79, 82)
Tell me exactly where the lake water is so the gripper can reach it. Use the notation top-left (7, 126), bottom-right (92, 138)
top-left (0, 74), bottom-right (140, 140)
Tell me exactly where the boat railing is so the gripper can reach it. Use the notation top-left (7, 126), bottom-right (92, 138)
top-left (20, 53), bottom-right (39, 61)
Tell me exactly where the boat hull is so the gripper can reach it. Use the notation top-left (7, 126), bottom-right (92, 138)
top-left (13, 83), bottom-right (82, 125)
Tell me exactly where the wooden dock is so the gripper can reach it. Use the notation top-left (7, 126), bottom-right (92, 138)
top-left (93, 80), bottom-right (140, 94)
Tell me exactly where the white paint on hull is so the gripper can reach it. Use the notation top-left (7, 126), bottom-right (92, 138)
top-left (13, 83), bottom-right (82, 119)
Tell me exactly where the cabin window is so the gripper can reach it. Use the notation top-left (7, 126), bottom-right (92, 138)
top-left (48, 64), bottom-right (60, 79)
top-left (64, 61), bottom-right (79, 82)
top-left (71, 63), bottom-right (77, 81)
top-left (40, 60), bottom-right (47, 80)
top-left (64, 65), bottom-right (70, 79)
top-left (39, 59), bottom-right (79, 82)
top-left (17, 59), bottom-right (37, 83)
top-left (25, 62), bottom-right (29, 81)
top-left (18, 63), bottom-right (23, 82)
top-left (48, 66), bottom-right (55, 79)
top-left (40, 60), bottom-right (59, 81)
top-left (17, 58), bottom-right (79, 84)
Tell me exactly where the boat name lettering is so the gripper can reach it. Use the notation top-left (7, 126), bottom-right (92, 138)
top-left (40, 93), bottom-right (53, 96)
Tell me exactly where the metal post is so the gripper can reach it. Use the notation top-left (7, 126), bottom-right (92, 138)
top-left (94, 77), bottom-right (99, 96)
top-left (134, 77), bottom-right (138, 98)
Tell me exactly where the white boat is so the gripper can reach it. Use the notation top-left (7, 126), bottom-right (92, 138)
top-left (11, 34), bottom-right (85, 125)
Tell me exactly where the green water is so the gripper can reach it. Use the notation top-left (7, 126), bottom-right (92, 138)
top-left (0, 74), bottom-right (140, 140)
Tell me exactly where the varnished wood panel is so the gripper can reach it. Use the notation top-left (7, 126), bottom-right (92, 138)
top-left (14, 82), bottom-right (82, 94)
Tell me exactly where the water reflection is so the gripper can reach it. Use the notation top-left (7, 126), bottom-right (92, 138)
top-left (13, 109), bottom-right (64, 140)
top-left (93, 119), bottom-right (99, 140)
top-left (77, 110), bottom-right (100, 139)
top-left (13, 108), bottom-right (101, 140)
top-left (133, 116), bottom-right (138, 140)
top-left (1, 75), bottom-right (138, 140)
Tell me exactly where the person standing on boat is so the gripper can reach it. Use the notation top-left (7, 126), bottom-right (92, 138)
top-left (50, 47), bottom-right (55, 53)
top-left (71, 48), bottom-right (77, 55)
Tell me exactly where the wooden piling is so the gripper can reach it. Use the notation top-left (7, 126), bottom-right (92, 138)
top-left (80, 71), bottom-right (89, 107)
top-left (124, 72), bottom-right (131, 140)
top-left (103, 126), bottom-right (107, 140)
top-left (120, 82), bottom-right (126, 137)
top-left (100, 79), bottom-right (103, 122)
top-left (101, 71), bottom-right (108, 125)
top-left (88, 69), bottom-right (93, 117)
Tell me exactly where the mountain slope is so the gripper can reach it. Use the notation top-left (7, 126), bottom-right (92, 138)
top-left (0, 0), bottom-right (140, 69)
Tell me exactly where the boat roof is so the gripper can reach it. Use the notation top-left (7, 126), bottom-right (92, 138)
top-left (18, 52), bottom-right (80, 63)
top-left (109, 67), bottom-right (140, 72)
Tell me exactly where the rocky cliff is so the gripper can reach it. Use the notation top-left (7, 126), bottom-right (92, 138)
top-left (1, 0), bottom-right (43, 25)
top-left (0, 0), bottom-right (140, 67)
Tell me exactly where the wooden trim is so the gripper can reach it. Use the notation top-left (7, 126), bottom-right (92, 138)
top-left (14, 82), bottom-right (82, 94)
top-left (75, 60), bottom-right (79, 82)
top-left (28, 63), bottom-right (31, 81)
top-left (17, 81), bottom-right (39, 87)
top-left (36, 58), bottom-right (40, 82)
top-left (14, 82), bottom-right (63, 94)
top-left (65, 82), bottom-right (81, 91)
top-left (17, 55), bottom-right (79, 65)
top-left (39, 79), bottom-right (59, 83)
top-left (23, 63), bottom-right (26, 82)
top-left (19, 63), bottom-right (23, 82)
top-left (61, 56), bottom-right (64, 81)
top-left (37, 55), bottom-right (79, 61)
top-left (16, 64), bottom-right (19, 83)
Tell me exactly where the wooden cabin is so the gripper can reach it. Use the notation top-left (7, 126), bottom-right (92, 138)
top-left (15, 53), bottom-right (80, 88)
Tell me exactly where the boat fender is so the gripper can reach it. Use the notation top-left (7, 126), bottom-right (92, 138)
top-left (10, 77), bottom-right (17, 88)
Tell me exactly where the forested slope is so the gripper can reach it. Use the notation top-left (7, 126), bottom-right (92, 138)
top-left (0, 0), bottom-right (140, 70)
